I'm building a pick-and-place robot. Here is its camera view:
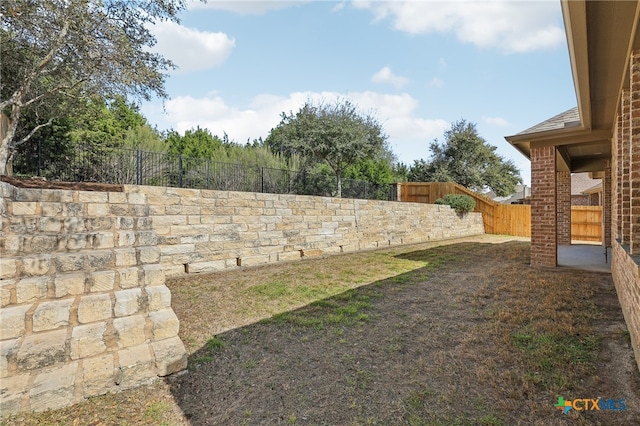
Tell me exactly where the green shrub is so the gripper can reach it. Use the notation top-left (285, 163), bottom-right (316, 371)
top-left (435, 194), bottom-right (476, 214)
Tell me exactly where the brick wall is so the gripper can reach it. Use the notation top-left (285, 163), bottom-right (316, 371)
top-left (603, 162), bottom-right (612, 247)
top-left (631, 50), bottom-right (640, 253)
top-left (557, 171), bottom-right (571, 245)
top-left (0, 182), bottom-right (484, 416)
top-left (612, 242), bottom-right (640, 371)
top-left (530, 146), bottom-right (557, 267)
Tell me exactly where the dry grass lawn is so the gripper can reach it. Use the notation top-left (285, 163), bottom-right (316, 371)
top-left (4, 235), bottom-right (639, 425)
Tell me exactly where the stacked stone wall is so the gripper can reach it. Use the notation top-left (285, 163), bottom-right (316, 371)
top-left (0, 182), bottom-right (484, 416)
top-left (0, 183), bottom-right (186, 416)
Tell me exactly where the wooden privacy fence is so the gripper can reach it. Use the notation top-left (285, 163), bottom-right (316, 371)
top-left (395, 182), bottom-right (602, 242)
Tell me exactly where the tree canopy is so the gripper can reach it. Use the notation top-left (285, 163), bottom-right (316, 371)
top-left (0, 0), bottom-right (189, 174)
top-left (409, 120), bottom-right (521, 197)
top-left (266, 99), bottom-right (388, 197)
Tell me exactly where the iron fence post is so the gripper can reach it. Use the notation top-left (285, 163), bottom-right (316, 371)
top-left (136, 149), bottom-right (143, 185)
top-left (179, 155), bottom-right (183, 188)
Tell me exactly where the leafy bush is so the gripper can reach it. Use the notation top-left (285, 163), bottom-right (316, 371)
top-left (435, 194), bottom-right (476, 214)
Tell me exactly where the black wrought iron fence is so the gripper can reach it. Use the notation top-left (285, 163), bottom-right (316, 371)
top-left (12, 143), bottom-right (397, 201)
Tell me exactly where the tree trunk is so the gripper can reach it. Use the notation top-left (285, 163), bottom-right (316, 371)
top-left (336, 170), bottom-right (342, 198)
top-left (0, 114), bottom-right (18, 176)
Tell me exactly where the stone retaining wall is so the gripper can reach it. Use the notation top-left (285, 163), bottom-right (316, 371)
top-left (0, 182), bottom-right (484, 416)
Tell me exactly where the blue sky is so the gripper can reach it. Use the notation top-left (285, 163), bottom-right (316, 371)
top-left (141, 0), bottom-right (579, 185)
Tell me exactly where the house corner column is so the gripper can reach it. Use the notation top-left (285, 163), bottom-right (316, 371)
top-left (631, 49), bottom-right (640, 254)
top-left (556, 171), bottom-right (571, 245)
top-left (531, 146), bottom-right (557, 267)
top-left (603, 160), bottom-right (612, 247)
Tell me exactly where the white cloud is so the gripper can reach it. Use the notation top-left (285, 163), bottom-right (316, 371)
top-left (483, 116), bottom-right (509, 127)
top-left (151, 90), bottom-right (448, 164)
top-left (151, 21), bottom-right (235, 73)
top-left (371, 66), bottom-right (409, 89)
top-left (353, 1), bottom-right (564, 53)
top-left (428, 77), bottom-right (443, 88)
top-left (188, 0), bottom-right (309, 15)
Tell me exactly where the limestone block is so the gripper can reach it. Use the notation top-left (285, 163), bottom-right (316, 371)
top-left (22, 255), bottom-right (52, 276)
top-left (62, 203), bottom-right (83, 216)
top-left (89, 271), bottom-right (115, 292)
top-left (166, 187), bottom-right (200, 198)
top-left (12, 201), bottom-right (37, 215)
top-left (29, 362), bottom-right (78, 412)
top-left (64, 217), bottom-right (86, 233)
top-left (238, 255), bottom-right (269, 267)
top-left (118, 267), bottom-right (140, 289)
top-left (117, 217), bottom-right (135, 230)
top-left (39, 217), bottom-right (62, 233)
top-left (0, 281), bottom-right (13, 307)
top-left (186, 260), bottom-right (226, 274)
top-left (108, 192), bottom-right (128, 203)
top-left (146, 285), bottom-right (171, 311)
top-left (127, 192), bottom-right (147, 204)
top-left (16, 276), bottom-right (49, 303)
top-left (0, 373), bottom-right (29, 415)
top-left (152, 215), bottom-right (187, 226)
top-left (162, 265), bottom-right (185, 277)
top-left (32, 235), bottom-right (60, 255)
top-left (16, 329), bottom-right (67, 370)
top-left (301, 249), bottom-right (324, 258)
top-left (114, 248), bottom-right (137, 267)
top-left (117, 231), bottom-right (136, 247)
top-left (87, 217), bottom-right (114, 231)
top-left (54, 253), bottom-right (85, 273)
top-left (66, 233), bottom-right (87, 250)
top-left (159, 244), bottom-right (195, 256)
top-left (278, 251), bottom-right (302, 262)
top-left (135, 217), bottom-right (153, 230)
top-left (90, 232), bottom-right (115, 249)
top-left (113, 315), bottom-right (146, 348)
top-left (133, 205), bottom-right (150, 217)
top-left (180, 234), bottom-right (209, 244)
top-left (54, 273), bottom-right (85, 298)
top-left (79, 192), bottom-right (109, 203)
top-left (0, 338), bottom-right (19, 378)
top-left (143, 264), bottom-right (165, 286)
top-left (77, 294), bottom-right (112, 324)
top-left (40, 202), bottom-right (62, 216)
top-left (86, 251), bottom-right (115, 270)
top-left (81, 353), bottom-right (116, 396)
top-left (136, 230), bottom-right (157, 246)
top-left (151, 336), bottom-right (188, 376)
top-left (149, 308), bottom-right (180, 341)
top-left (116, 343), bottom-right (155, 387)
top-left (137, 246), bottom-right (160, 264)
top-left (70, 322), bottom-right (107, 359)
top-left (0, 258), bottom-right (17, 279)
top-left (114, 288), bottom-right (143, 317)
top-left (0, 305), bottom-right (30, 339)
top-left (2, 234), bottom-right (23, 256)
top-left (32, 299), bottom-right (74, 332)
top-left (86, 203), bottom-right (109, 217)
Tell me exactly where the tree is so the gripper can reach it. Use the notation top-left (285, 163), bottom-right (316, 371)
top-left (267, 99), bottom-right (388, 197)
top-left (409, 120), bottom-right (521, 197)
top-left (0, 0), bottom-right (189, 175)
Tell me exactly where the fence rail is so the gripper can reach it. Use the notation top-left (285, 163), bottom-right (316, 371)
top-left (12, 144), bottom-right (396, 201)
top-left (396, 182), bottom-right (603, 242)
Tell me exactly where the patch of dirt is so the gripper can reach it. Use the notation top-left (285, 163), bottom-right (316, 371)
top-left (5, 238), bottom-right (639, 425)
top-left (1, 175), bottom-right (123, 192)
